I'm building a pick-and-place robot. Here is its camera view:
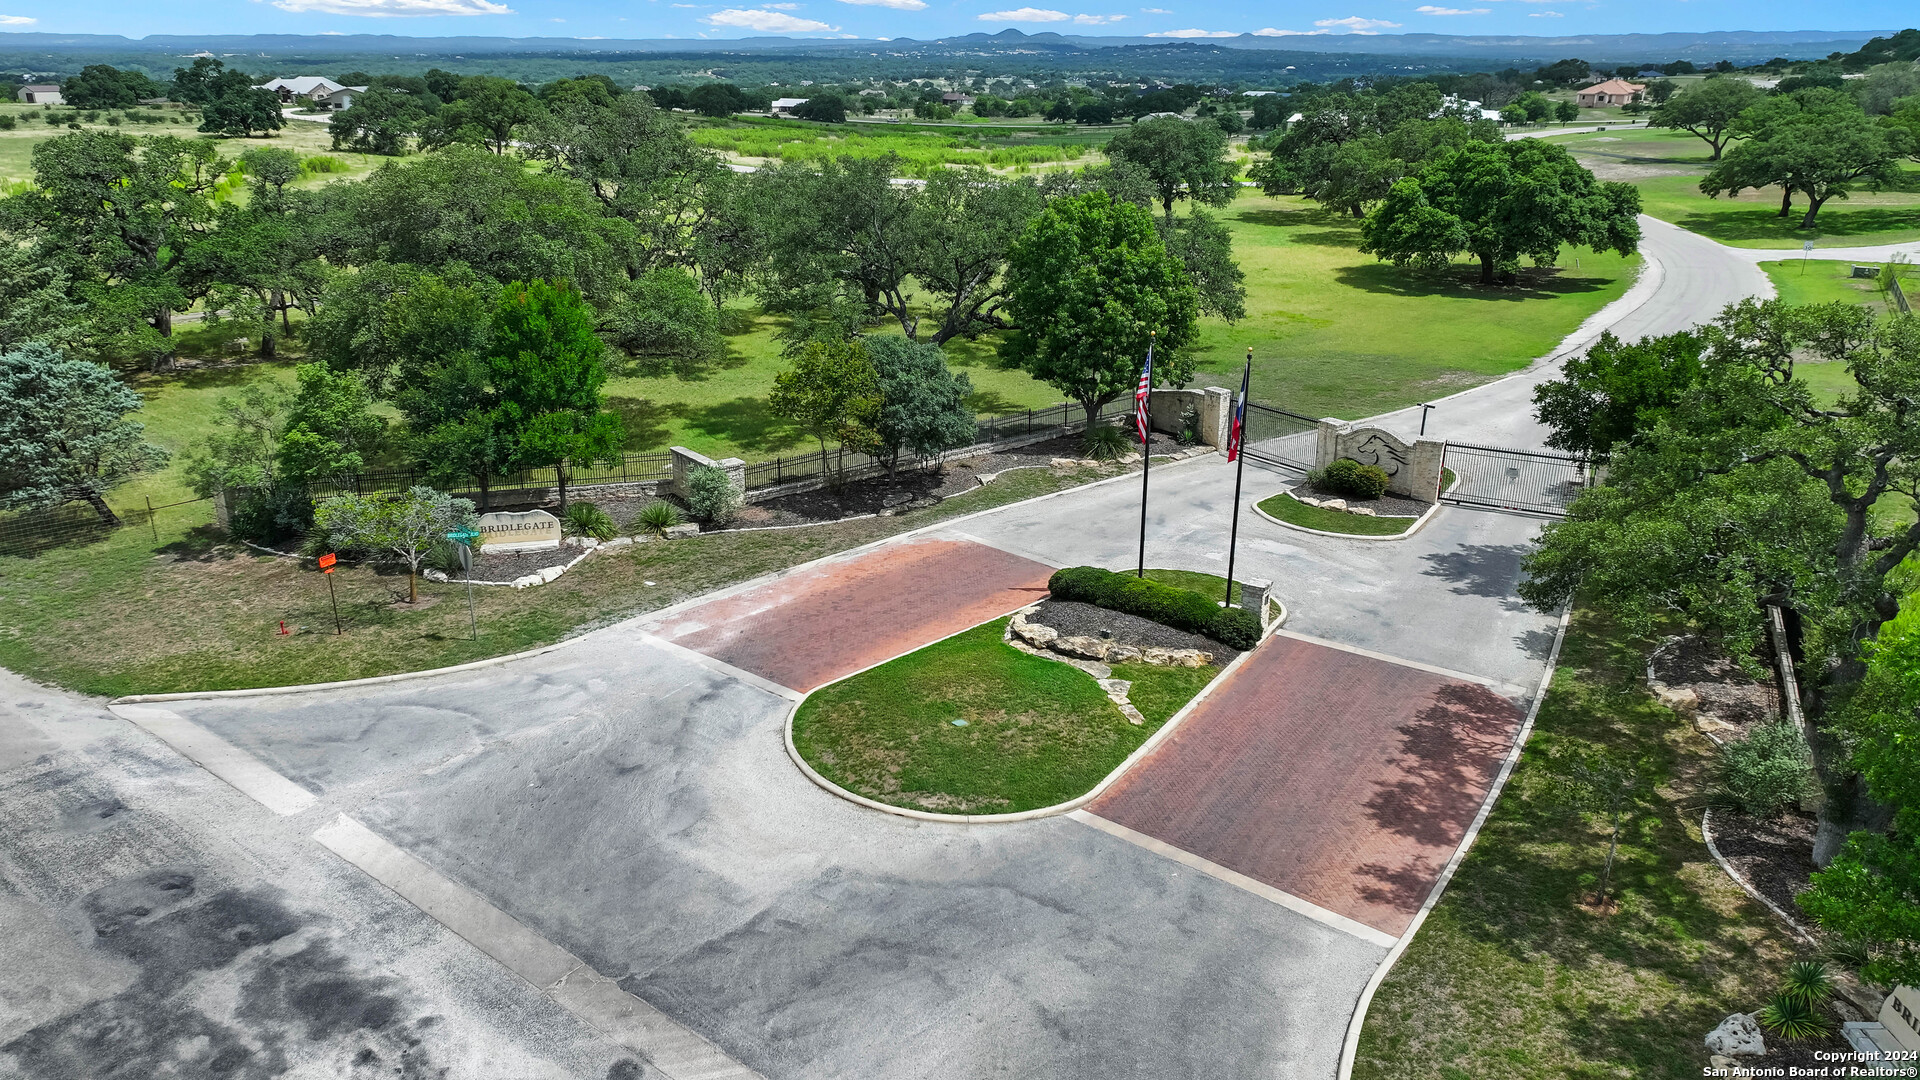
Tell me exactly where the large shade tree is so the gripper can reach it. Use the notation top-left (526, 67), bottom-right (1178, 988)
top-left (1000, 191), bottom-right (1199, 425)
top-left (1701, 89), bottom-right (1912, 227)
top-left (1648, 76), bottom-right (1766, 160)
top-left (4, 132), bottom-right (227, 369)
top-left (1520, 299), bottom-right (1920, 862)
top-left (1103, 115), bottom-right (1237, 219)
top-left (0, 344), bottom-right (169, 526)
top-left (1359, 139), bottom-right (1642, 285)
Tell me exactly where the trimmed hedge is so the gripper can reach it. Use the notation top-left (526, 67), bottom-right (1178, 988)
top-left (1316, 458), bottom-right (1390, 500)
top-left (1048, 566), bottom-right (1261, 650)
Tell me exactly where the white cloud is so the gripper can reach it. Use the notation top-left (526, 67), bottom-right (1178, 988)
top-left (835, 0), bottom-right (927, 8)
top-left (1314, 15), bottom-right (1399, 30)
top-left (1415, 5), bottom-right (1488, 13)
top-left (1139, 5), bottom-right (1169, 10)
top-left (1251, 26), bottom-right (1328, 35)
top-left (978, 6), bottom-right (1070, 20)
top-left (705, 6), bottom-right (835, 27)
top-left (1528, 9), bottom-right (1563, 14)
top-left (270, 0), bottom-right (509, 13)
top-left (1145, 27), bottom-right (1235, 36)
top-left (0, 13), bottom-right (36, 22)
top-left (1073, 12), bottom-right (1124, 22)
top-left (761, 2), bottom-right (799, 8)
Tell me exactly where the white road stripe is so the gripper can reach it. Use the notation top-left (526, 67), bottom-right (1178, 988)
top-left (314, 815), bottom-right (765, 1080)
top-left (1265, 628), bottom-right (1532, 700)
top-left (110, 704), bottom-right (318, 816)
top-left (1069, 810), bottom-right (1398, 950)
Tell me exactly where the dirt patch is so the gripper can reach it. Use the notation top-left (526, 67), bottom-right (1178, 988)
top-left (1573, 157), bottom-right (1699, 181)
top-left (1031, 599), bottom-right (1243, 661)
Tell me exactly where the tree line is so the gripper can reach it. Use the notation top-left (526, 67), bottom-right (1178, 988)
top-left (0, 91), bottom-right (1244, 532)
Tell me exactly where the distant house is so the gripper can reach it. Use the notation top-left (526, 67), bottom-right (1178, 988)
top-left (255, 76), bottom-right (347, 106)
top-left (1576, 79), bottom-right (1646, 107)
top-left (941, 92), bottom-right (975, 107)
top-left (311, 85), bottom-right (369, 111)
top-left (1136, 112), bottom-right (1187, 122)
top-left (18, 84), bottom-right (62, 105)
top-left (770, 97), bottom-right (809, 116)
top-left (858, 88), bottom-right (888, 97)
top-left (1242, 90), bottom-right (1280, 98)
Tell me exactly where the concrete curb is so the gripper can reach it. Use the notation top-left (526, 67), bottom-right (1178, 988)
top-left (106, 452), bottom-right (1223, 705)
top-left (1249, 492), bottom-right (1439, 542)
top-left (1336, 605), bottom-right (1573, 1080)
top-left (782, 596), bottom-right (1290, 826)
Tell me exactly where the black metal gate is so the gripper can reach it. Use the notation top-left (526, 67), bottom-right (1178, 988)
top-left (1440, 442), bottom-right (1589, 517)
top-left (1242, 403), bottom-right (1318, 471)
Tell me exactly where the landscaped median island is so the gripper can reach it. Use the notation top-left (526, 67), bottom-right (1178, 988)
top-left (1253, 460), bottom-right (1449, 538)
top-left (790, 566), bottom-right (1259, 816)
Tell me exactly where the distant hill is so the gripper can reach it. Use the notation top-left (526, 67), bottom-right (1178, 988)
top-left (0, 28), bottom-right (1895, 64)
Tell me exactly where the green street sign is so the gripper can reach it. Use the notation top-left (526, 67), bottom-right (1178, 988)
top-left (447, 529), bottom-right (480, 545)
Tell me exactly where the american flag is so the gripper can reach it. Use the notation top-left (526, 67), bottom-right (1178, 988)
top-left (1133, 339), bottom-right (1154, 445)
top-left (1227, 354), bottom-right (1251, 463)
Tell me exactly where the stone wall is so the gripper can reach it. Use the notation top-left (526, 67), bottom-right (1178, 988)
top-left (1314, 419), bottom-right (1446, 501)
top-left (668, 446), bottom-right (746, 501)
top-left (1147, 387), bottom-right (1233, 449)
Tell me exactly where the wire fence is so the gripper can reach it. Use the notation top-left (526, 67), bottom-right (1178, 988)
top-left (0, 495), bottom-right (214, 558)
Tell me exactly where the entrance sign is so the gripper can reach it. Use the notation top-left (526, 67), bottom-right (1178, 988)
top-left (1881, 986), bottom-right (1920, 1052)
top-left (477, 509), bottom-right (561, 553)
top-left (318, 552), bottom-right (336, 573)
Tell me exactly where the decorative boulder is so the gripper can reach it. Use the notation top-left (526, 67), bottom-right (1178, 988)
top-left (536, 565), bottom-right (566, 584)
top-left (1704, 1013), bottom-right (1765, 1058)
top-left (423, 569), bottom-right (450, 583)
top-left (663, 523), bottom-right (701, 539)
top-left (1054, 636), bottom-right (1112, 661)
top-left (1321, 498), bottom-right (1347, 511)
top-left (1349, 506), bottom-right (1376, 516)
top-left (1106, 644), bottom-right (1143, 663)
top-left (1013, 622), bottom-right (1059, 648)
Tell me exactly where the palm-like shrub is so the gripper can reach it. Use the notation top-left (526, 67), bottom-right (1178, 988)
top-left (1081, 422), bottom-right (1134, 461)
top-left (1756, 990), bottom-right (1830, 1039)
top-left (563, 501), bottom-right (618, 541)
top-left (1781, 961), bottom-right (1834, 1008)
top-left (635, 500), bottom-right (682, 536)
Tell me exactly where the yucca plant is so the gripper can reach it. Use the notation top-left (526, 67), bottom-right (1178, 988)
top-left (1757, 989), bottom-right (1831, 1040)
top-left (635, 500), bottom-right (682, 536)
top-left (562, 501), bottom-right (619, 541)
top-left (1081, 422), bottom-right (1134, 461)
top-left (1782, 960), bottom-right (1835, 1008)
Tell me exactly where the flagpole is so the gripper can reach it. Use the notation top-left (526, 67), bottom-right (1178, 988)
top-left (1224, 349), bottom-right (1252, 607)
top-left (1136, 332), bottom-right (1154, 579)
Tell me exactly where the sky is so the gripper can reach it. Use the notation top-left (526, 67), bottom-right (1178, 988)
top-left (0, 0), bottom-right (1902, 46)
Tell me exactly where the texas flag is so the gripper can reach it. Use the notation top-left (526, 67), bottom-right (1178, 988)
top-left (1226, 354), bottom-right (1251, 463)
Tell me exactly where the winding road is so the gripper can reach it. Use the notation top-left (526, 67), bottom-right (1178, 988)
top-left (2, 189), bottom-right (1913, 1080)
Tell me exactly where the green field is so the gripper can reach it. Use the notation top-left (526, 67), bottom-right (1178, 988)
top-left (1539, 125), bottom-right (1920, 249)
top-left (1354, 610), bottom-right (1807, 1079)
top-left (689, 115), bottom-right (1110, 176)
top-left (0, 103), bottom-right (387, 190)
top-left (1192, 191), bottom-right (1640, 418)
top-left (1761, 257), bottom-right (1904, 312)
top-left (791, 617), bottom-right (1217, 814)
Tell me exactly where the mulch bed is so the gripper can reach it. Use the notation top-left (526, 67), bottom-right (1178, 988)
top-left (1712, 809), bottom-right (1819, 925)
top-left (1651, 635), bottom-right (1782, 736)
top-left (452, 543), bottom-right (599, 583)
top-left (1289, 480), bottom-right (1431, 518)
top-left (1749, 1025), bottom-right (1859, 1070)
top-left (1030, 599), bottom-right (1243, 662)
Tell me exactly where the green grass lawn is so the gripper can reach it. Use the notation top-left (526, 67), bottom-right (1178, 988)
top-left (1192, 191), bottom-right (1640, 419)
top-left (1761, 258), bottom-right (1902, 312)
top-left (0, 463), bottom-right (1121, 697)
top-left (0, 104), bottom-right (387, 190)
top-left (1354, 610), bottom-right (1807, 1080)
top-left (791, 617), bottom-right (1219, 814)
top-left (1533, 126), bottom-right (1920, 249)
top-left (1255, 492), bottom-right (1416, 536)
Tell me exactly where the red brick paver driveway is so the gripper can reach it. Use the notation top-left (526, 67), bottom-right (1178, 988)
top-left (1089, 634), bottom-right (1523, 938)
top-left (649, 536), bottom-right (1054, 692)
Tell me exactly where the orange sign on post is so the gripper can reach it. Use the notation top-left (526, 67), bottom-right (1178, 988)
top-left (318, 553), bottom-right (343, 635)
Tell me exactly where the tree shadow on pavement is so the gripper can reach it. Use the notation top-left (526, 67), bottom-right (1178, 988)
top-left (1419, 543), bottom-right (1530, 602)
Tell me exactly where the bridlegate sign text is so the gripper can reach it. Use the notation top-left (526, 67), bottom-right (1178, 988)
top-left (477, 509), bottom-right (561, 553)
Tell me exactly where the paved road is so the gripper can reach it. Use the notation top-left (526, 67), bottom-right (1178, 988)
top-left (1358, 214), bottom-right (1773, 450)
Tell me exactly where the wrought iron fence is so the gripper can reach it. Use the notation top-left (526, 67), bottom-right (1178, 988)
top-left (1241, 402), bottom-right (1318, 471)
top-left (1439, 441), bottom-right (1589, 516)
top-left (304, 453), bottom-right (675, 502)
